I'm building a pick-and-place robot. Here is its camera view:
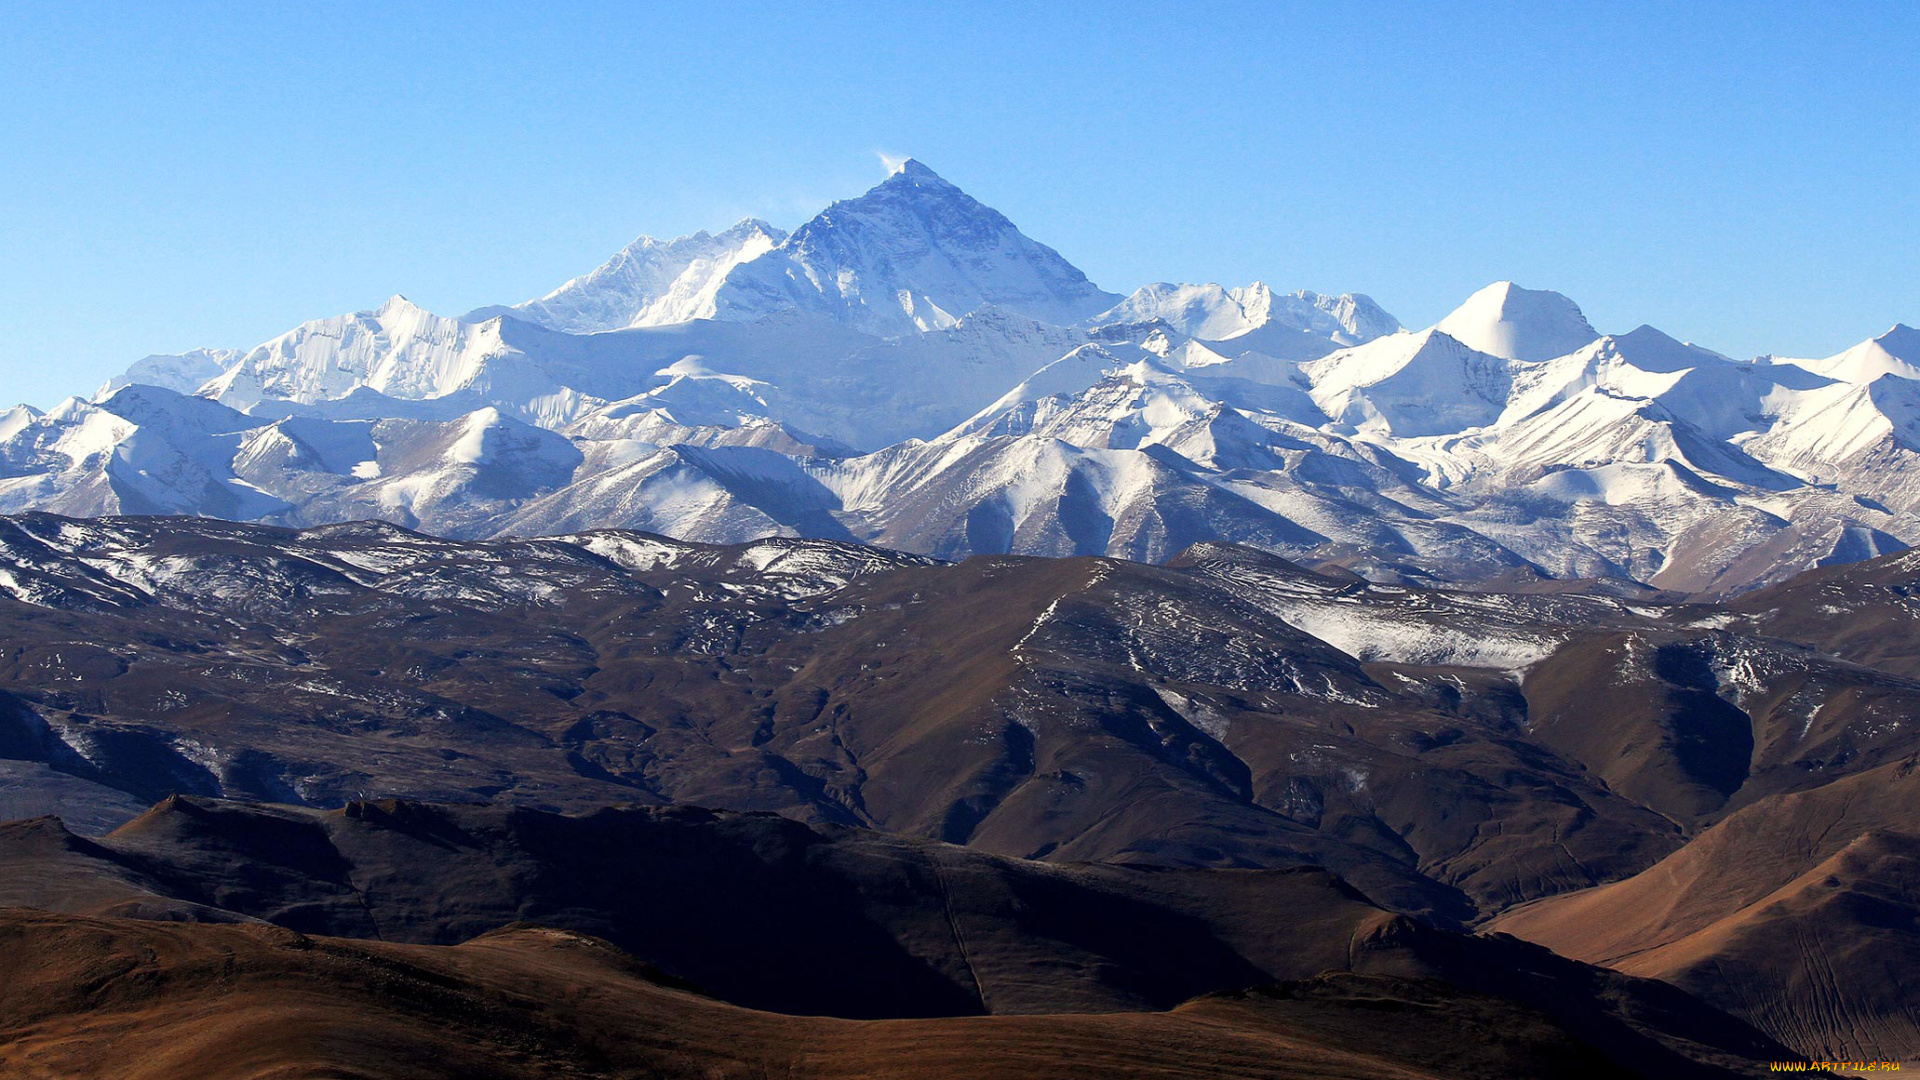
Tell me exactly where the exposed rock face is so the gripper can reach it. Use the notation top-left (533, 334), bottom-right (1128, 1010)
top-left (2, 510), bottom-right (1916, 1064)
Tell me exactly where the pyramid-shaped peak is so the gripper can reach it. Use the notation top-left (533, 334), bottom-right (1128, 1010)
top-left (712, 157), bottom-right (1117, 336)
top-left (1434, 281), bottom-right (1599, 361)
top-left (867, 158), bottom-right (962, 197)
top-left (1874, 323), bottom-right (1920, 355)
top-left (1809, 324), bottom-right (1920, 384)
top-left (1617, 323), bottom-right (1683, 346)
top-left (1603, 324), bottom-right (1733, 373)
top-left (889, 157), bottom-right (943, 180)
top-left (1303, 327), bottom-right (1487, 389)
top-left (45, 396), bottom-right (98, 423)
top-left (376, 294), bottom-right (424, 316)
top-left (1612, 323), bottom-right (1699, 358)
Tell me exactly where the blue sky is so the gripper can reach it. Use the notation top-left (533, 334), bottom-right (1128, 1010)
top-left (2, 1), bottom-right (1914, 406)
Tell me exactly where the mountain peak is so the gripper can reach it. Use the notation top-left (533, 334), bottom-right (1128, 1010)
top-left (710, 161), bottom-right (1118, 336)
top-left (1614, 323), bottom-right (1691, 356)
top-left (883, 157), bottom-right (942, 181)
top-left (1303, 327), bottom-right (1518, 437)
top-left (0, 403), bottom-right (43, 441)
top-left (1619, 323), bottom-right (1680, 343)
top-left (498, 221), bottom-right (788, 333)
top-left (1876, 323), bottom-right (1920, 354)
top-left (863, 158), bottom-right (964, 202)
top-left (1086, 283), bottom-right (1398, 358)
top-left (1599, 324), bottom-right (1738, 375)
top-left (1804, 324), bottom-right (1920, 384)
top-left (723, 217), bottom-right (781, 238)
top-left (1434, 281), bottom-right (1598, 361)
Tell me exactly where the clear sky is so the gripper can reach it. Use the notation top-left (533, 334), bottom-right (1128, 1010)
top-left (3, 1), bottom-right (1914, 407)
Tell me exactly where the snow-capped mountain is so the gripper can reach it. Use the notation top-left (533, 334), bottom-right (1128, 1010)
top-left (1741, 328), bottom-right (1920, 514)
top-left (1092, 282), bottom-right (1400, 359)
top-left (1303, 329), bottom-right (1518, 437)
top-left (705, 159), bottom-right (1123, 335)
top-left (1434, 281), bottom-right (1600, 361)
top-left (488, 159), bottom-right (1120, 338)
top-left (95, 348), bottom-right (243, 399)
top-left (1789, 323), bottom-right (1920, 384)
top-left (473, 219), bottom-right (788, 332)
top-left (201, 295), bottom-right (512, 411)
top-left (13, 161), bottom-right (1915, 593)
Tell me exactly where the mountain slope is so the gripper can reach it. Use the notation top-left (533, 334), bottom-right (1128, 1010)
top-left (476, 218), bottom-right (788, 332)
top-left (1433, 281), bottom-right (1599, 361)
top-left (95, 348), bottom-right (243, 399)
top-left (0, 903), bottom-right (1795, 1079)
top-left (1490, 756), bottom-right (1920, 1061)
top-left (0, 795), bottom-right (1806, 1075)
top-left (4, 515), bottom-right (1920, 1062)
top-left (8, 514), bottom-right (1920, 926)
top-left (33, 163), bottom-right (1920, 595)
top-left (707, 160), bottom-right (1122, 335)
top-left (1090, 282), bottom-right (1400, 359)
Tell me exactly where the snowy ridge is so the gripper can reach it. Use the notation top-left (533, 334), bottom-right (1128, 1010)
top-left (704, 159), bottom-right (1123, 335)
top-left (96, 348), bottom-right (243, 399)
top-left (480, 219), bottom-right (788, 332)
top-left (1090, 282), bottom-right (1401, 359)
top-left (9, 161), bottom-right (1915, 594)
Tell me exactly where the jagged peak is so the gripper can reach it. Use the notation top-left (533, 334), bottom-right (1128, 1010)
top-left (44, 396), bottom-right (98, 423)
top-left (1085, 316), bottom-right (1187, 350)
top-left (375, 294), bottom-right (423, 316)
top-left (608, 218), bottom-right (784, 261)
top-left (723, 217), bottom-right (783, 238)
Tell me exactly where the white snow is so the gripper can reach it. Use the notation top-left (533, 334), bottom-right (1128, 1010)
top-left (1433, 281), bottom-right (1600, 361)
top-left (499, 219), bottom-right (787, 332)
top-left (15, 167), bottom-right (1920, 594)
top-left (446, 408), bottom-right (505, 465)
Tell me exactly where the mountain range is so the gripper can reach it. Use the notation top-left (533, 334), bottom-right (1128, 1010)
top-left (3, 509), bottom-right (1920, 1068)
top-left (3, 158), bottom-right (1912, 594)
top-left (6, 158), bottom-right (1918, 1076)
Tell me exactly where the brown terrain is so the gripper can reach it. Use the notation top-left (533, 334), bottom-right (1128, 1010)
top-left (1490, 755), bottom-right (1920, 1062)
top-left (0, 910), bottom-right (1683, 1080)
top-left (6, 512), bottom-right (1920, 1072)
top-left (0, 800), bottom-right (1797, 1078)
